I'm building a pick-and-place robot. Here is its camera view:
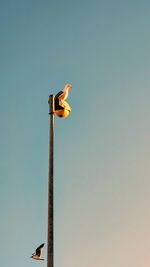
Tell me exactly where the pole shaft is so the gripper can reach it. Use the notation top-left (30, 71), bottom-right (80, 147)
top-left (47, 95), bottom-right (54, 267)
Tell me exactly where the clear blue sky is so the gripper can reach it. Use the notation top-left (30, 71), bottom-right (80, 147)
top-left (1, 1), bottom-right (150, 266)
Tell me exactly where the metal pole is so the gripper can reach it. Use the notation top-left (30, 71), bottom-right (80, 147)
top-left (47, 95), bottom-right (54, 267)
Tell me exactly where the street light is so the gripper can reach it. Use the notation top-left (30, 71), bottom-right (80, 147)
top-left (47, 84), bottom-right (72, 267)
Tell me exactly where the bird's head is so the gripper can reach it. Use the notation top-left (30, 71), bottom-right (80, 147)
top-left (65, 84), bottom-right (72, 90)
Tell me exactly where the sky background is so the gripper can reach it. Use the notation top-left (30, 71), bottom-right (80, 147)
top-left (1, 0), bottom-right (150, 266)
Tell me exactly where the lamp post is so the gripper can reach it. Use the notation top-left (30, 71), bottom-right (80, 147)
top-left (47, 85), bottom-right (72, 267)
top-left (47, 95), bottom-right (54, 267)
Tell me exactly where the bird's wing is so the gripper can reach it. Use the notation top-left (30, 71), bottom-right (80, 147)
top-left (54, 91), bottom-right (64, 100)
top-left (35, 243), bottom-right (44, 257)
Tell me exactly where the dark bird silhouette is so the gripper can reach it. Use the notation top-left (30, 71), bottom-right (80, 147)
top-left (31, 243), bottom-right (45, 260)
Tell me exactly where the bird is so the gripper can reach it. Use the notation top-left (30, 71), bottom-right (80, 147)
top-left (54, 83), bottom-right (72, 111)
top-left (30, 243), bottom-right (45, 260)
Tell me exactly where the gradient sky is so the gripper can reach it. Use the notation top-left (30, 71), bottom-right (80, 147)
top-left (1, 1), bottom-right (150, 267)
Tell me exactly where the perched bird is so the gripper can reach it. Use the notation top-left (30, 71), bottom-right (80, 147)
top-left (54, 83), bottom-right (72, 111)
top-left (31, 243), bottom-right (45, 260)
